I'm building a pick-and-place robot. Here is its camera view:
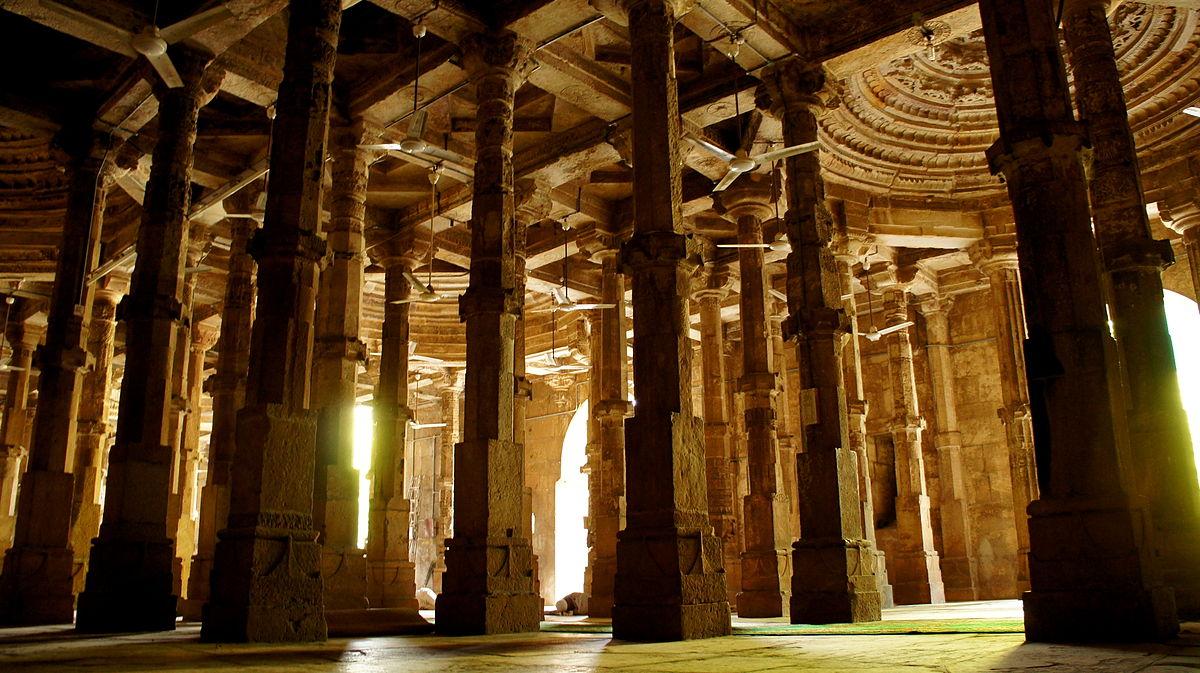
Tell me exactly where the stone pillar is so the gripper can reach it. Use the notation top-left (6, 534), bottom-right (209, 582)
top-left (583, 237), bottom-right (631, 618)
top-left (366, 245), bottom-right (420, 609)
top-left (718, 179), bottom-right (789, 617)
top-left (877, 281), bottom-right (945, 606)
top-left (0, 128), bottom-right (110, 626)
top-left (918, 296), bottom-right (979, 602)
top-left (182, 215), bottom-right (256, 620)
top-left (757, 58), bottom-right (881, 624)
top-left (835, 255), bottom-right (893, 607)
top-left (203, 0), bottom-right (341, 643)
top-left (174, 323), bottom-right (216, 602)
top-left (311, 119), bottom-right (370, 610)
top-left (76, 51), bottom-right (220, 633)
top-left (979, 0), bottom-right (1176, 640)
top-left (1159, 197), bottom-right (1200, 311)
top-left (435, 29), bottom-right (541, 635)
top-left (592, 0), bottom-right (730, 642)
top-left (433, 376), bottom-right (461, 593)
top-left (0, 316), bottom-right (40, 555)
top-left (693, 276), bottom-right (739, 608)
top-left (972, 237), bottom-right (1036, 592)
top-left (768, 309), bottom-right (800, 539)
top-left (69, 287), bottom-right (121, 594)
top-left (1062, 0), bottom-right (1200, 617)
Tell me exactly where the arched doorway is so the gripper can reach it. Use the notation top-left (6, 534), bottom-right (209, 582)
top-left (554, 400), bottom-right (589, 602)
top-left (1164, 290), bottom-right (1200, 473)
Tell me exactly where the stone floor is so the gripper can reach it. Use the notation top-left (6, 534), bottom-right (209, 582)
top-left (1, 601), bottom-right (1198, 672)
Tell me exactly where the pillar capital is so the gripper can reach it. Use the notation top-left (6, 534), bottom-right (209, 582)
top-left (1160, 186), bottom-right (1200, 238)
top-left (756, 57), bottom-right (841, 120)
top-left (1061, 0), bottom-right (1119, 17)
top-left (970, 239), bottom-right (1019, 274)
top-left (589, 0), bottom-right (695, 25)
top-left (514, 178), bottom-right (552, 228)
top-left (715, 174), bottom-right (775, 222)
top-left (149, 46), bottom-right (224, 108)
top-left (459, 30), bottom-right (536, 82)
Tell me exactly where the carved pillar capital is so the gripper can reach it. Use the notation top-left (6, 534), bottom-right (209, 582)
top-left (459, 30), bottom-right (536, 82)
top-left (715, 174), bottom-right (775, 222)
top-left (756, 57), bottom-right (842, 121)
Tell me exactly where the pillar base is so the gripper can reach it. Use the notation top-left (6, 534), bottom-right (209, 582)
top-left (940, 555), bottom-right (980, 603)
top-left (0, 545), bottom-right (76, 626)
top-left (326, 607), bottom-right (432, 636)
top-left (790, 537), bottom-right (882, 624)
top-left (321, 546), bottom-right (369, 610)
top-left (70, 501), bottom-right (103, 595)
top-left (180, 554), bottom-right (212, 621)
top-left (873, 550), bottom-right (895, 608)
top-left (367, 559), bottom-right (419, 609)
top-left (435, 535), bottom-right (541, 635)
top-left (612, 526), bottom-right (731, 641)
top-left (1023, 495), bottom-right (1179, 642)
top-left (586, 555), bottom-right (617, 618)
top-left (1157, 524), bottom-right (1200, 618)
top-left (890, 550), bottom-right (946, 605)
top-left (736, 548), bottom-right (788, 618)
top-left (201, 404), bottom-right (326, 643)
top-left (76, 535), bottom-right (178, 633)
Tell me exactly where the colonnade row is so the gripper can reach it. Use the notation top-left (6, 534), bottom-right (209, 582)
top-left (0, 0), bottom-right (1196, 644)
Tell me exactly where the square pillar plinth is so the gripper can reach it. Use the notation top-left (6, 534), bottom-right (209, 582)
top-left (790, 538), bottom-right (882, 624)
top-left (612, 528), bottom-right (732, 641)
top-left (0, 470), bottom-right (75, 626)
top-left (201, 405), bottom-right (326, 643)
top-left (1023, 496), bottom-right (1177, 642)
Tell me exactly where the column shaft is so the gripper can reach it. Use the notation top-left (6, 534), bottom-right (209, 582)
top-left (0, 319), bottom-right (39, 555)
top-left (979, 0), bottom-right (1175, 640)
top-left (204, 0), bottom-right (341, 643)
top-left (434, 381), bottom-right (460, 592)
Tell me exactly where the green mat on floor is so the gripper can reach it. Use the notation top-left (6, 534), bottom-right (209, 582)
top-left (540, 619), bottom-right (1025, 636)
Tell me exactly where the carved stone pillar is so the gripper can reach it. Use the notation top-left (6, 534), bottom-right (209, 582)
top-left (758, 58), bottom-right (881, 624)
top-left (69, 287), bottom-right (121, 594)
top-left (590, 0), bottom-right (730, 641)
top-left (204, 0), bottom-right (341, 643)
top-left (173, 322), bottom-right (216, 603)
top-left (719, 178), bottom-right (789, 617)
top-left (76, 52), bottom-right (221, 633)
top-left (366, 244), bottom-right (421, 610)
top-left (0, 128), bottom-right (111, 626)
top-left (877, 281), bottom-right (945, 606)
top-left (768, 308), bottom-right (800, 540)
top-left (918, 296), bottom-right (979, 602)
top-left (979, 0), bottom-right (1176, 640)
top-left (0, 315), bottom-right (41, 556)
top-left (435, 29), bottom-right (540, 635)
top-left (434, 375), bottom-right (461, 593)
top-left (1062, 0), bottom-right (1200, 616)
top-left (583, 238), bottom-right (630, 618)
top-left (835, 255), bottom-right (893, 607)
top-left (972, 239), bottom-right (1035, 593)
top-left (693, 274), bottom-right (739, 607)
top-left (311, 118), bottom-right (370, 611)
top-left (182, 215), bottom-right (256, 620)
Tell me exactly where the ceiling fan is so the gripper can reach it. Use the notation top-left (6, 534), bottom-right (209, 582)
top-left (859, 262), bottom-right (913, 342)
top-left (531, 216), bottom-right (615, 314)
top-left (38, 0), bottom-right (234, 88)
top-left (409, 418), bottom-right (448, 430)
top-left (0, 296), bottom-right (24, 373)
top-left (359, 22), bottom-right (474, 182)
top-left (389, 168), bottom-right (464, 305)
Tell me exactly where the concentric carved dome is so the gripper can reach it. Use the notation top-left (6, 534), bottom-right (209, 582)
top-left (819, 3), bottom-right (1200, 198)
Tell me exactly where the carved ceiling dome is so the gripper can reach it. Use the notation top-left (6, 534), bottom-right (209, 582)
top-left (819, 3), bottom-right (1200, 199)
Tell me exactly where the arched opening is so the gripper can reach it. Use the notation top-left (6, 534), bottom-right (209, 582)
top-left (554, 400), bottom-right (589, 602)
top-left (1164, 290), bottom-right (1200, 473)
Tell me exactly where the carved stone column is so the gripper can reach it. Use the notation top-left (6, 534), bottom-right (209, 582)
top-left (758, 58), bottom-right (881, 624)
top-left (583, 237), bottom-right (631, 618)
top-left (693, 277), bottom-right (739, 608)
top-left (204, 0), bottom-right (341, 643)
top-left (435, 29), bottom-right (540, 635)
top-left (173, 322), bottom-right (216, 603)
top-left (1160, 194), bottom-right (1200, 312)
top-left (69, 286), bottom-right (121, 594)
top-left (0, 127), bottom-right (111, 626)
top-left (835, 255), bottom-right (893, 607)
top-left (768, 308), bottom-right (800, 539)
top-left (1062, 0), bottom-right (1200, 616)
top-left (366, 241), bottom-right (421, 610)
top-left (0, 315), bottom-right (41, 556)
top-left (76, 51), bottom-right (221, 633)
top-left (918, 295), bottom-right (979, 602)
top-left (971, 238), bottom-right (1035, 593)
top-left (182, 214), bottom-right (256, 620)
top-left (311, 118), bottom-right (370, 611)
top-left (877, 280), bottom-right (945, 606)
top-left (719, 178), bottom-right (789, 617)
top-left (979, 0), bottom-right (1176, 641)
top-left (434, 375), bottom-right (461, 593)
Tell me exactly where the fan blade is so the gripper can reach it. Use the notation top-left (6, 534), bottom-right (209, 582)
top-left (359, 143), bottom-right (406, 151)
top-left (184, 264), bottom-right (216, 275)
top-left (421, 146), bottom-right (474, 170)
top-left (0, 365), bottom-right (26, 372)
top-left (36, 0), bottom-right (136, 56)
top-left (684, 133), bottom-right (736, 162)
top-left (716, 243), bottom-right (772, 249)
top-left (874, 321), bottom-right (915, 337)
top-left (225, 212), bottom-right (263, 221)
top-left (408, 109), bottom-right (429, 139)
top-left (752, 141), bottom-right (821, 164)
top-left (160, 3), bottom-right (234, 43)
top-left (712, 169), bottom-right (741, 192)
top-left (768, 288), bottom-right (788, 302)
top-left (402, 269), bottom-right (431, 294)
top-left (410, 421), bottom-right (448, 430)
top-left (569, 303), bottom-right (616, 310)
top-left (389, 298), bottom-right (421, 304)
top-left (145, 51), bottom-right (183, 88)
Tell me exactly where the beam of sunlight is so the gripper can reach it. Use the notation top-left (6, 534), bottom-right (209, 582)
top-left (1164, 290), bottom-right (1200, 475)
top-left (554, 400), bottom-right (590, 602)
top-left (353, 405), bottom-right (375, 550)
